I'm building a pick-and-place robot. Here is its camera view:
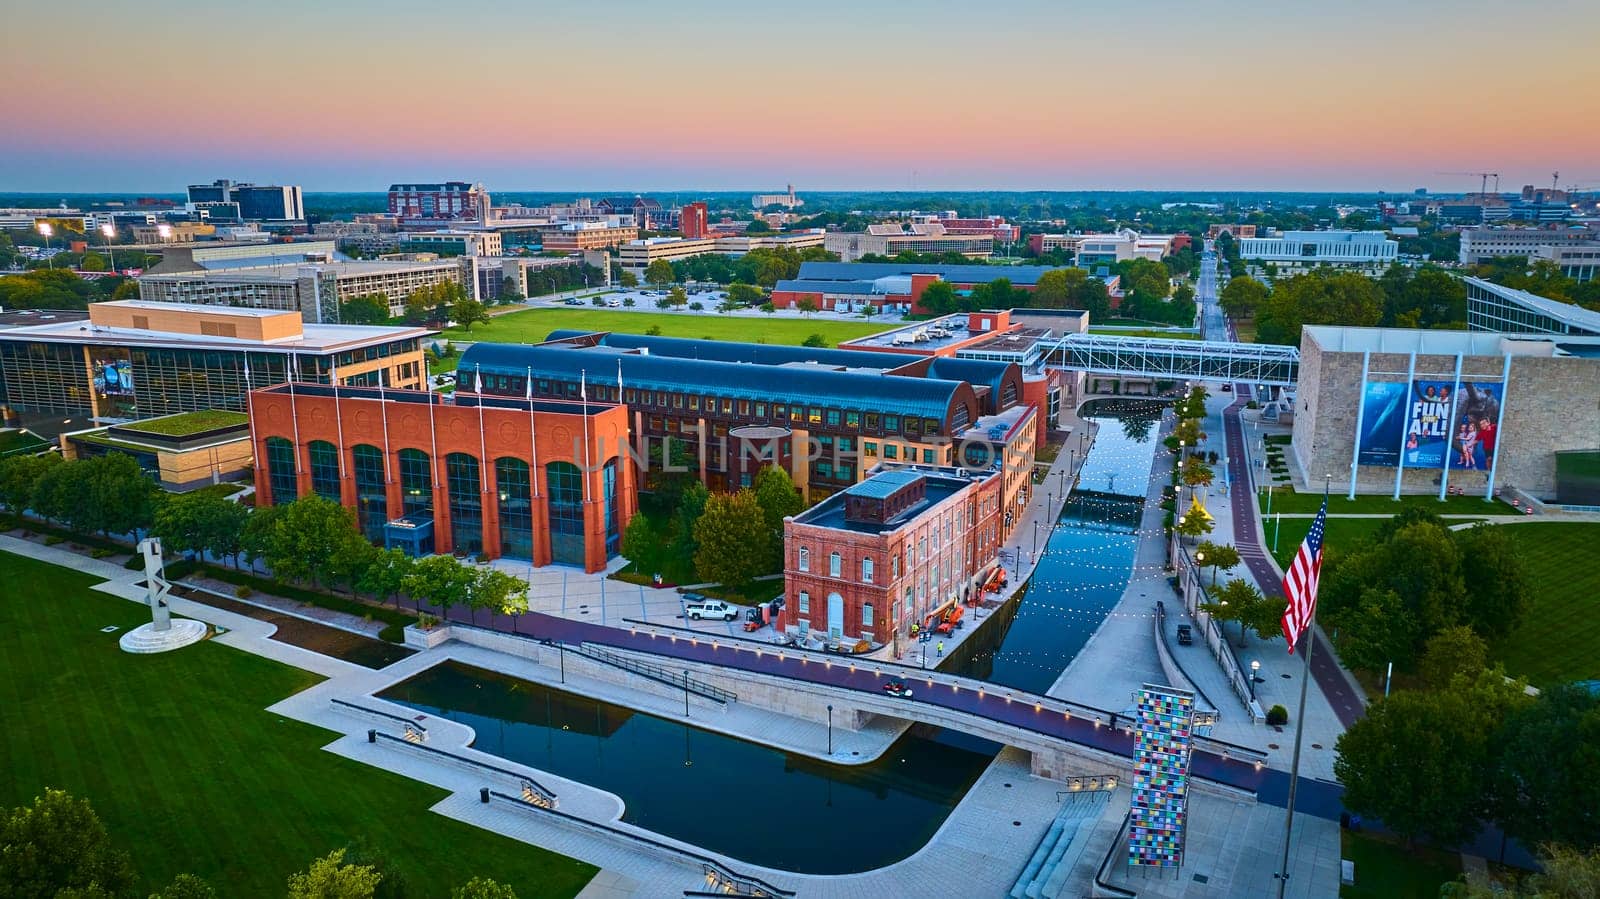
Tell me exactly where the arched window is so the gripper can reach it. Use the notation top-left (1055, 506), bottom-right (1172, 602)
top-left (446, 452), bottom-right (482, 556)
top-left (797, 546), bottom-right (810, 572)
top-left (546, 461), bottom-right (584, 566)
top-left (308, 440), bottom-right (341, 503)
top-left (398, 448), bottom-right (432, 518)
top-left (264, 437), bottom-right (297, 506)
top-left (861, 557), bottom-right (874, 584)
top-left (352, 444), bottom-right (386, 541)
top-left (829, 552), bottom-right (842, 578)
top-left (495, 457), bottom-right (532, 560)
top-left (603, 458), bottom-right (620, 557)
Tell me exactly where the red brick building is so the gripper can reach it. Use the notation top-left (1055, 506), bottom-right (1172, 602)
top-left (680, 202), bottom-right (709, 239)
top-left (780, 466), bottom-right (1007, 654)
top-left (248, 383), bottom-right (634, 572)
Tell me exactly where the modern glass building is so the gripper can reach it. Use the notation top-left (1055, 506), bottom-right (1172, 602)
top-left (1465, 277), bottom-right (1600, 337)
top-left (0, 300), bottom-right (430, 432)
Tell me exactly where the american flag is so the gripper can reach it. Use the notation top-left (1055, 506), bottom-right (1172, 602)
top-left (1280, 497), bottom-right (1326, 653)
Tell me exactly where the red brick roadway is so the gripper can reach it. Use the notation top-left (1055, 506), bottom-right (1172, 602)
top-left (399, 591), bottom-right (1345, 821)
top-left (1223, 382), bottom-right (1365, 731)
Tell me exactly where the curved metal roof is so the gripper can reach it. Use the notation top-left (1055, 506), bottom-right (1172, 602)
top-left (459, 341), bottom-right (970, 423)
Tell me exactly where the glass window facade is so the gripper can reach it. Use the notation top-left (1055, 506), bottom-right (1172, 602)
top-left (398, 448), bottom-right (432, 518)
top-left (446, 453), bottom-right (483, 556)
top-left (264, 437), bottom-right (298, 506)
top-left (547, 461), bottom-right (585, 566)
top-left (495, 457), bottom-right (533, 559)
top-left (603, 459), bottom-right (620, 557)
top-left (308, 440), bottom-right (341, 503)
top-left (352, 444), bottom-right (387, 541)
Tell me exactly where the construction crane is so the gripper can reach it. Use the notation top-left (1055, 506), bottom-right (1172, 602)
top-left (1437, 171), bottom-right (1500, 196)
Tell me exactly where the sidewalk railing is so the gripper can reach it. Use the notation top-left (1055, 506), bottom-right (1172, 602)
top-left (369, 731), bottom-right (558, 808)
top-left (1171, 536), bottom-right (1264, 723)
top-left (570, 641), bottom-right (738, 704)
top-left (488, 790), bottom-right (793, 897)
top-left (332, 698), bottom-right (429, 741)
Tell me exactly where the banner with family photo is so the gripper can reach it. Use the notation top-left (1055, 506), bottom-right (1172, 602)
top-left (1401, 380), bottom-right (1503, 470)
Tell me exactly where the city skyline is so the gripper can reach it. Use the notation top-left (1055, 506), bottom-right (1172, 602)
top-left (5, 0), bottom-right (1599, 193)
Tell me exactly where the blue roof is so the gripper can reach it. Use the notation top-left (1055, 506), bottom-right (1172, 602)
top-left (772, 279), bottom-right (884, 296)
top-left (794, 261), bottom-right (1067, 287)
top-left (844, 469), bottom-right (922, 499)
top-left (543, 330), bottom-right (944, 373)
top-left (458, 341), bottom-right (969, 423)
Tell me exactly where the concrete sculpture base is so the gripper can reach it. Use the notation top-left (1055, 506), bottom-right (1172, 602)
top-left (119, 619), bottom-right (209, 654)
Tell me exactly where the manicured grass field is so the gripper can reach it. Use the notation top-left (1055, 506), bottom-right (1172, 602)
top-left (1259, 486), bottom-right (1508, 516)
top-left (0, 551), bottom-right (596, 897)
top-left (123, 409), bottom-right (249, 436)
top-left (1340, 829), bottom-right (1462, 898)
top-left (1266, 516), bottom-right (1391, 570)
top-left (436, 308), bottom-right (888, 353)
top-left (1491, 522), bottom-right (1600, 688)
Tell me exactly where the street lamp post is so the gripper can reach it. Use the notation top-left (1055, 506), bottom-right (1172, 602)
top-left (37, 222), bottom-right (54, 270)
top-left (826, 704), bottom-right (833, 755)
top-left (100, 223), bottom-right (118, 273)
top-left (683, 670), bottom-right (690, 717)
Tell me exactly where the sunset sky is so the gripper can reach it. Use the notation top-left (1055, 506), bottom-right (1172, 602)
top-left (5, 0), bottom-right (1599, 192)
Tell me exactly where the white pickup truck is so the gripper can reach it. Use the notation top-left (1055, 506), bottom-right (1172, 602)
top-left (684, 598), bottom-right (739, 621)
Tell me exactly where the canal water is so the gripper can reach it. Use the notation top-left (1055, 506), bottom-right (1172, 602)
top-left (377, 398), bottom-right (1165, 874)
top-left (948, 399), bottom-right (1164, 694)
top-left (380, 660), bottom-right (997, 875)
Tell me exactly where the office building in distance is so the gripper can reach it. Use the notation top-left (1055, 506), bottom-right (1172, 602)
top-left (780, 464), bottom-right (1008, 649)
top-left (680, 202), bottom-right (709, 239)
top-left (137, 257), bottom-right (471, 322)
top-left (616, 231), bottom-right (825, 279)
top-left (1465, 277), bottom-right (1600, 338)
top-left (540, 221), bottom-right (640, 252)
top-left (1238, 230), bottom-right (1398, 275)
top-left (248, 382), bottom-right (633, 570)
top-left (388, 181), bottom-right (488, 225)
top-left (0, 301), bottom-right (429, 430)
top-left (1532, 242), bottom-right (1600, 282)
top-left (824, 223), bottom-right (993, 262)
top-left (1457, 226), bottom-right (1597, 265)
top-left (187, 179), bottom-right (305, 222)
top-left (771, 261), bottom-right (1072, 314)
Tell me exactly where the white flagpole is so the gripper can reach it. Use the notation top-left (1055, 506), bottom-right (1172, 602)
top-left (379, 366), bottom-right (393, 487)
top-left (475, 364), bottom-right (488, 553)
top-left (527, 367), bottom-right (539, 497)
top-left (331, 362), bottom-right (346, 477)
top-left (287, 354), bottom-right (302, 476)
top-left (1276, 481), bottom-right (1327, 899)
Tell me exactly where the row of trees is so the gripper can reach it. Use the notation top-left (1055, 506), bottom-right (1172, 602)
top-left (1321, 508), bottom-right (1529, 673)
top-left (1474, 257), bottom-right (1600, 312)
top-left (339, 282), bottom-right (495, 331)
top-left (0, 452), bottom-right (528, 625)
top-left (622, 466), bottom-right (802, 588)
top-left (1, 789), bottom-right (525, 898)
top-left (660, 245), bottom-right (837, 287)
top-left (1222, 263), bottom-right (1469, 345)
top-left (0, 267), bottom-right (141, 311)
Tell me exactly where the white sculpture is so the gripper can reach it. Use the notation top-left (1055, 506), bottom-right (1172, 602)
top-left (119, 537), bottom-right (208, 653)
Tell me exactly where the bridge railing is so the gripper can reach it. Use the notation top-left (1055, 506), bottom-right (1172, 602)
top-left (610, 616), bottom-right (1269, 766)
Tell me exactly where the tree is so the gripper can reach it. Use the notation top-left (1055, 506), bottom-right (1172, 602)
top-left (1256, 270), bottom-right (1384, 345)
top-left (645, 259), bottom-right (675, 290)
top-left (795, 297), bottom-right (818, 316)
top-left (1194, 540), bottom-right (1240, 586)
top-left (1418, 625), bottom-right (1488, 689)
top-left (1202, 577), bottom-right (1269, 646)
top-left (110, 279), bottom-right (140, 301)
top-left (401, 291), bottom-right (431, 326)
top-left (79, 252), bottom-right (107, 272)
top-left (250, 495), bottom-right (371, 589)
top-left (1493, 684), bottom-right (1600, 851)
top-left (0, 789), bottom-right (135, 899)
top-left (402, 554), bottom-right (477, 621)
top-left (617, 270), bottom-right (638, 287)
top-left (801, 333), bottom-right (828, 348)
top-left (1180, 457), bottom-right (1213, 488)
top-left (986, 277), bottom-right (1016, 309)
top-left (671, 482), bottom-right (709, 563)
top-left (150, 874), bottom-right (218, 899)
top-left (356, 547), bottom-right (413, 608)
top-left (469, 567), bottom-right (529, 622)
top-left (0, 452), bottom-right (58, 523)
top-left (89, 453), bottom-right (159, 538)
top-left (1335, 674), bottom-right (1528, 844)
top-left (759, 301), bottom-right (776, 315)
top-left (743, 218), bottom-right (773, 234)
top-left (667, 286), bottom-right (687, 308)
top-left (340, 294), bottom-right (391, 325)
top-left (1031, 269), bottom-right (1075, 309)
top-left (1174, 509), bottom-right (1212, 541)
top-left (451, 297), bottom-right (491, 332)
top-left (1452, 524), bottom-right (1531, 640)
top-left (620, 514), bottom-right (659, 572)
top-left (452, 878), bottom-right (518, 899)
top-left (726, 283), bottom-right (763, 307)
top-left (286, 849), bottom-right (382, 899)
top-left (918, 281), bottom-right (958, 315)
top-left (693, 490), bottom-right (768, 587)
top-left (752, 466), bottom-right (803, 572)
top-left (1332, 586), bottom-right (1417, 672)
top-left (1322, 517), bottom-right (1466, 670)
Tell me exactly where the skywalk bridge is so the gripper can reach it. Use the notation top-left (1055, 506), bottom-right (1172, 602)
top-left (1039, 333), bottom-right (1300, 387)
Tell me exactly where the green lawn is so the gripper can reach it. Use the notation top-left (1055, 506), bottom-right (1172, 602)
top-left (122, 409), bottom-right (249, 436)
top-left (437, 308), bottom-right (887, 352)
top-left (1259, 486), bottom-right (1509, 516)
top-left (1340, 830), bottom-right (1462, 898)
top-left (1492, 522), bottom-right (1600, 688)
top-left (1267, 516), bottom-right (1392, 569)
top-left (0, 551), bottom-right (596, 897)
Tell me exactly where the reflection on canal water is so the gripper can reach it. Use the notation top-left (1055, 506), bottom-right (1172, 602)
top-left (380, 661), bottom-right (997, 875)
top-left (948, 399), bottom-right (1164, 694)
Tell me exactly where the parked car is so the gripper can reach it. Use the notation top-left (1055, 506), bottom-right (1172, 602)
top-left (684, 598), bottom-right (738, 621)
top-left (1176, 624), bottom-right (1193, 645)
